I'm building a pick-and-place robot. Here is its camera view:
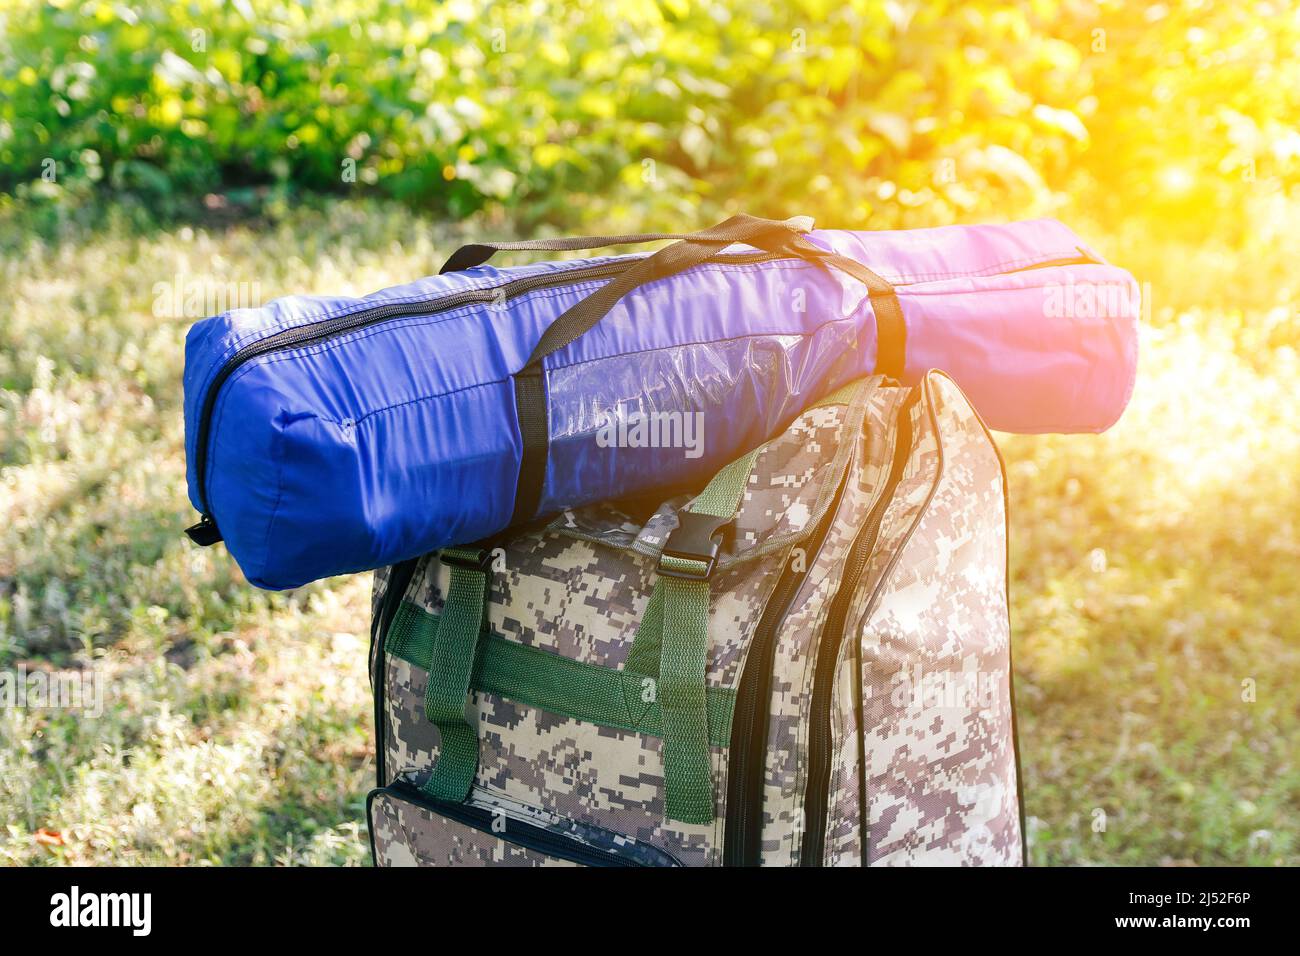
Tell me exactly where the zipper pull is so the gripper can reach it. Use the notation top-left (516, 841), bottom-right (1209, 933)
top-left (185, 514), bottom-right (223, 546)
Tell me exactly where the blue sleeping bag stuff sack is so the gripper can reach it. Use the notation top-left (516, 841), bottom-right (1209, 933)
top-left (183, 214), bottom-right (1139, 589)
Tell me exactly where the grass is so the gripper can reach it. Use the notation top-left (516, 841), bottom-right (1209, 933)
top-left (1, 197), bottom-right (1297, 865)
top-left (1006, 215), bottom-right (1300, 865)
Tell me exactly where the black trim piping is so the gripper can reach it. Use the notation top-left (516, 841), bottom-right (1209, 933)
top-left (371, 556), bottom-right (422, 788)
top-left (187, 251), bottom-right (781, 537)
top-left (187, 248), bottom-right (1096, 543)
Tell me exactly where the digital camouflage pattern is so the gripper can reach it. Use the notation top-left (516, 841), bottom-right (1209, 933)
top-left (824, 374), bottom-right (1021, 865)
top-left (370, 790), bottom-right (577, 867)
top-left (368, 372), bottom-right (1023, 866)
top-left (383, 648), bottom-right (724, 865)
top-left (371, 786), bottom-right (684, 867)
top-left (754, 386), bottom-right (907, 865)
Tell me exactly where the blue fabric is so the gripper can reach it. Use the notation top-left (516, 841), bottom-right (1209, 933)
top-left (183, 218), bottom-right (1139, 589)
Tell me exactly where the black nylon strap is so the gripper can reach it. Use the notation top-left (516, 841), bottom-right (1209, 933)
top-left (508, 365), bottom-right (549, 527)
top-left (781, 233), bottom-right (907, 380)
top-left (523, 214), bottom-right (805, 367)
top-left (503, 214), bottom-right (907, 525)
top-left (439, 216), bottom-right (815, 275)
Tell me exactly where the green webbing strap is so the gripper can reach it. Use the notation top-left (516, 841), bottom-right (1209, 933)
top-left (623, 444), bottom-right (769, 680)
top-left (386, 600), bottom-right (737, 746)
top-left (812, 379), bottom-right (862, 410)
top-left (621, 380), bottom-right (863, 681)
top-left (635, 445), bottom-right (762, 825)
top-left (688, 445), bottom-right (764, 521)
top-left (399, 383), bottom-right (867, 815)
top-left (623, 586), bottom-right (664, 678)
top-left (420, 547), bottom-right (489, 803)
top-left (655, 571), bottom-right (714, 824)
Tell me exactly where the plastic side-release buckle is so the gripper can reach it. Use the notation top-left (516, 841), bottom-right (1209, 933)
top-left (439, 547), bottom-right (494, 572)
top-left (656, 512), bottom-right (735, 581)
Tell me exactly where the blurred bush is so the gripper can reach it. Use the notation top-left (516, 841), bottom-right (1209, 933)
top-left (1, 0), bottom-right (1298, 235)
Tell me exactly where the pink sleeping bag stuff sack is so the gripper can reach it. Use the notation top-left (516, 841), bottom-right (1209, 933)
top-left (811, 220), bottom-right (1138, 433)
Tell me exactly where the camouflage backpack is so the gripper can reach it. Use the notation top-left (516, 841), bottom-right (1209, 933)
top-left (367, 372), bottom-right (1026, 866)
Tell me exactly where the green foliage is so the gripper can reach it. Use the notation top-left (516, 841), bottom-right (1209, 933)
top-left (4, 0), bottom-right (1296, 234)
top-left (3, 0), bottom-right (1299, 867)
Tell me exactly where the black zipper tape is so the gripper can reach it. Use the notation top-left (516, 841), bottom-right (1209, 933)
top-left (367, 783), bottom-right (657, 868)
top-left (186, 252), bottom-right (781, 540)
top-left (722, 464), bottom-right (852, 866)
top-left (186, 251), bottom-right (1095, 542)
top-left (800, 389), bottom-right (918, 866)
top-left (371, 556), bottom-right (423, 788)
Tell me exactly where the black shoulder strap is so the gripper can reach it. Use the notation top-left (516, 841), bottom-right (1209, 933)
top-left (458, 214), bottom-right (906, 527)
top-left (437, 216), bottom-right (816, 274)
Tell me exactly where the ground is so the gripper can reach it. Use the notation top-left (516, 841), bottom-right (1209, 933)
top-left (1, 199), bottom-right (1296, 865)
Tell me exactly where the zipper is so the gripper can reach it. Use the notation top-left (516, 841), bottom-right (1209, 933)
top-left (368, 782), bottom-right (656, 867)
top-left (371, 556), bottom-right (422, 788)
top-left (186, 250), bottom-right (782, 538)
top-left (800, 390), bottom-right (918, 866)
top-left (722, 464), bottom-right (852, 866)
top-left (1002, 249), bottom-right (1098, 273)
top-left (186, 248), bottom-right (1098, 540)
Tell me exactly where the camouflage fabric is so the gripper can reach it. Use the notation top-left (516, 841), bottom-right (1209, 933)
top-left (370, 786), bottom-right (683, 867)
top-left (369, 372), bottom-right (1023, 866)
top-left (370, 564), bottom-right (392, 620)
top-left (820, 393), bottom-right (942, 866)
top-left (370, 791), bottom-right (578, 867)
top-left (383, 649), bottom-right (724, 865)
top-left (824, 373), bottom-right (1022, 866)
top-left (755, 386), bottom-right (907, 866)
